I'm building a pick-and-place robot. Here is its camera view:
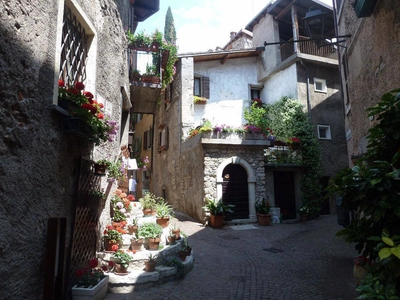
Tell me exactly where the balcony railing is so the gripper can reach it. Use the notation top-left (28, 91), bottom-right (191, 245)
top-left (280, 35), bottom-right (337, 61)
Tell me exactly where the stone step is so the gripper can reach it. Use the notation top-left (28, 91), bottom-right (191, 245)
top-left (107, 254), bottom-right (194, 293)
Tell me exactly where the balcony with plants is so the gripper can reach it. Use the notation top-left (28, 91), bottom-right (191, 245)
top-left (127, 30), bottom-right (178, 113)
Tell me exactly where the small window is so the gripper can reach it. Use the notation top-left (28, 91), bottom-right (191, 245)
top-left (158, 125), bottom-right (169, 152)
top-left (251, 89), bottom-right (260, 100)
top-left (193, 76), bottom-right (210, 98)
top-left (314, 78), bottom-right (327, 93)
top-left (318, 125), bottom-right (331, 140)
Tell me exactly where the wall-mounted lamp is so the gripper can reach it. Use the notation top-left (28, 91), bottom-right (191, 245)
top-left (303, 8), bottom-right (327, 45)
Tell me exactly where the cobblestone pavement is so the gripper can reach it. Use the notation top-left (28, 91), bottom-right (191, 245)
top-left (105, 214), bottom-right (359, 300)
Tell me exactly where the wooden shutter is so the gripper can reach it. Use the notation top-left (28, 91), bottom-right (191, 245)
top-left (202, 77), bottom-right (210, 99)
top-left (143, 131), bottom-right (148, 150)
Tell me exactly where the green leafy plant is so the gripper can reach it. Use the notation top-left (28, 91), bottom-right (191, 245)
top-left (194, 96), bottom-right (208, 104)
top-left (160, 256), bottom-right (185, 278)
top-left (88, 190), bottom-right (105, 198)
top-left (146, 253), bottom-right (157, 262)
top-left (254, 198), bottom-right (271, 214)
top-left (330, 89), bottom-right (400, 296)
top-left (203, 197), bottom-right (235, 216)
top-left (137, 222), bottom-right (163, 239)
top-left (155, 201), bottom-right (175, 219)
top-left (112, 250), bottom-right (133, 268)
top-left (139, 192), bottom-right (163, 209)
top-left (243, 100), bottom-right (270, 134)
top-left (266, 97), bottom-right (322, 217)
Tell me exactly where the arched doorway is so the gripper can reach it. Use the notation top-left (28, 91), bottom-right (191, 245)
top-left (222, 164), bottom-right (249, 220)
top-left (216, 156), bottom-right (257, 222)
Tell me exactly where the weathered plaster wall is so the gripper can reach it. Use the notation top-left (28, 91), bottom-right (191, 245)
top-left (252, 14), bottom-right (281, 77)
top-left (263, 63), bottom-right (298, 103)
top-left (0, 0), bottom-right (129, 298)
top-left (193, 57), bottom-right (258, 128)
top-left (337, 0), bottom-right (400, 163)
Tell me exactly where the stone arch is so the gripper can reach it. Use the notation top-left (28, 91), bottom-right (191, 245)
top-left (216, 156), bottom-right (257, 222)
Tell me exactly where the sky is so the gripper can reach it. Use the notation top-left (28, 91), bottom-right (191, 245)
top-left (136, 0), bottom-right (333, 54)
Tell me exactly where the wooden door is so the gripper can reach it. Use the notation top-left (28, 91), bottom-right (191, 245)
top-left (273, 171), bottom-right (296, 219)
top-left (222, 164), bottom-right (248, 220)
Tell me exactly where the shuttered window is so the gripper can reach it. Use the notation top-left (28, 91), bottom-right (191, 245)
top-left (193, 76), bottom-right (210, 99)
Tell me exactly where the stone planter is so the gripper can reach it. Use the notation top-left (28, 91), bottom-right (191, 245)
top-left (71, 275), bottom-right (109, 300)
top-left (244, 133), bottom-right (266, 140)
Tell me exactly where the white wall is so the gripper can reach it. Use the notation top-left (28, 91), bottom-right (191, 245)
top-left (193, 56), bottom-right (258, 128)
top-left (263, 63), bottom-right (298, 104)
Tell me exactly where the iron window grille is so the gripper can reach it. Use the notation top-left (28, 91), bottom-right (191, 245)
top-left (59, 6), bottom-right (88, 85)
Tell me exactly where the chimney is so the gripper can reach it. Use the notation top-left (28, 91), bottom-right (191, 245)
top-left (230, 32), bottom-right (237, 40)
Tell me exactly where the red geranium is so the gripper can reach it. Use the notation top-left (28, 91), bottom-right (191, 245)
top-left (58, 79), bottom-right (65, 87)
top-left (75, 81), bottom-right (85, 90)
top-left (97, 113), bottom-right (104, 119)
top-left (75, 258), bottom-right (106, 288)
top-left (83, 91), bottom-right (94, 99)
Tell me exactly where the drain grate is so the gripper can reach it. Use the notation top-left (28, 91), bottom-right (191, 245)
top-left (263, 247), bottom-right (283, 253)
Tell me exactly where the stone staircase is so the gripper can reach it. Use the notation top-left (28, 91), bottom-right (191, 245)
top-left (97, 201), bottom-right (194, 293)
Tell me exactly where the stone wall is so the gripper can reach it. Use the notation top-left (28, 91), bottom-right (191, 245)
top-left (0, 0), bottom-right (130, 298)
top-left (337, 0), bottom-right (400, 163)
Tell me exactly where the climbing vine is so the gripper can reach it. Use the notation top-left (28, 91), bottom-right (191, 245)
top-left (266, 97), bottom-right (323, 216)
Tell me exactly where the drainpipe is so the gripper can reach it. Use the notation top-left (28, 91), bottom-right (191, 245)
top-left (300, 59), bottom-right (312, 121)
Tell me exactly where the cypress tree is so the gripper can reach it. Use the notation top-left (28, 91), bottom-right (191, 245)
top-left (164, 6), bottom-right (176, 45)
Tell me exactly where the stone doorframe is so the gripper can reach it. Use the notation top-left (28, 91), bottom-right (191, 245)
top-left (216, 156), bottom-right (257, 222)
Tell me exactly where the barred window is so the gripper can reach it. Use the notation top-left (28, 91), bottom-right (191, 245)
top-left (59, 6), bottom-right (89, 85)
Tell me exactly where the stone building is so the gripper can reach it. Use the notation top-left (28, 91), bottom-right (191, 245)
top-left (0, 0), bottom-right (157, 298)
top-left (334, 0), bottom-right (400, 164)
top-left (132, 0), bottom-right (348, 223)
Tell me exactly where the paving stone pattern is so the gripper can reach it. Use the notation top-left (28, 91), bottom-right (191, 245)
top-left (104, 214), bottom-right (359, 300)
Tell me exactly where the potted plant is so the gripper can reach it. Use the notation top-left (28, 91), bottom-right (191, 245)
top-left (103, 225), bottom-right (123, 251)
top-left (203, 197), bottom-right (235, 228)
top-left (72, 258), bottom-right (109, 300)
top-left (137, 222), bottom-right (163, 250)
top-left (93, 159), bottom-right (109, 175)
top-left (297, 205), bottom-right (310, 222)
top-left (155, 201), bottom-right (174, 228)
top-left (144, 253), bottom-right (157, 272)
top-left (130, 231), bottom-right (144, 252)
top-left (139, 192), bottom-right (161, 216)
top-left (86, 189), bottom-right (105, 209)
top-left (170, 224), bottom-right (181, 240)
top-left (128, 218), bottom-right (139, 235)
top-left (112, 250), bottom-right (133, 274)
top-left (167, 228), bottom-right (177, 245)
top-left (254, 198), bottom-right (272, 226)
top-left (193, 96), bottom-right (208, 104)
top-left (106, 160), bottom-right (126, 183)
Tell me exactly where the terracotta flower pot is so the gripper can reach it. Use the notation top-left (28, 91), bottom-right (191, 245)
top-left (142, 208), bottom-right (152, 217)
top-left (156, 217), bottom-right (169, 228)
top-left (177, 250), bottom-right (188, 261)
top-left (167, 235), bottom-right (176, 245)
top-left (131, 239), bottom-right (144, 251)
top-left (104, 239), bottom-right (119, 252)
top-left (209, 215), bottom-right (224, 228)
top-left (145, 261), bottom-right (156, 272)
top-left (115, 263), bottom-right (128, 275)
top-left (148, 237), bottom-right (161, 250)
top-left (257, 213), bottom-right (272, 226)
top-left (171, 229), bottom-right (181, 240)
top-left (128, 225), bottom-right (138, 235)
